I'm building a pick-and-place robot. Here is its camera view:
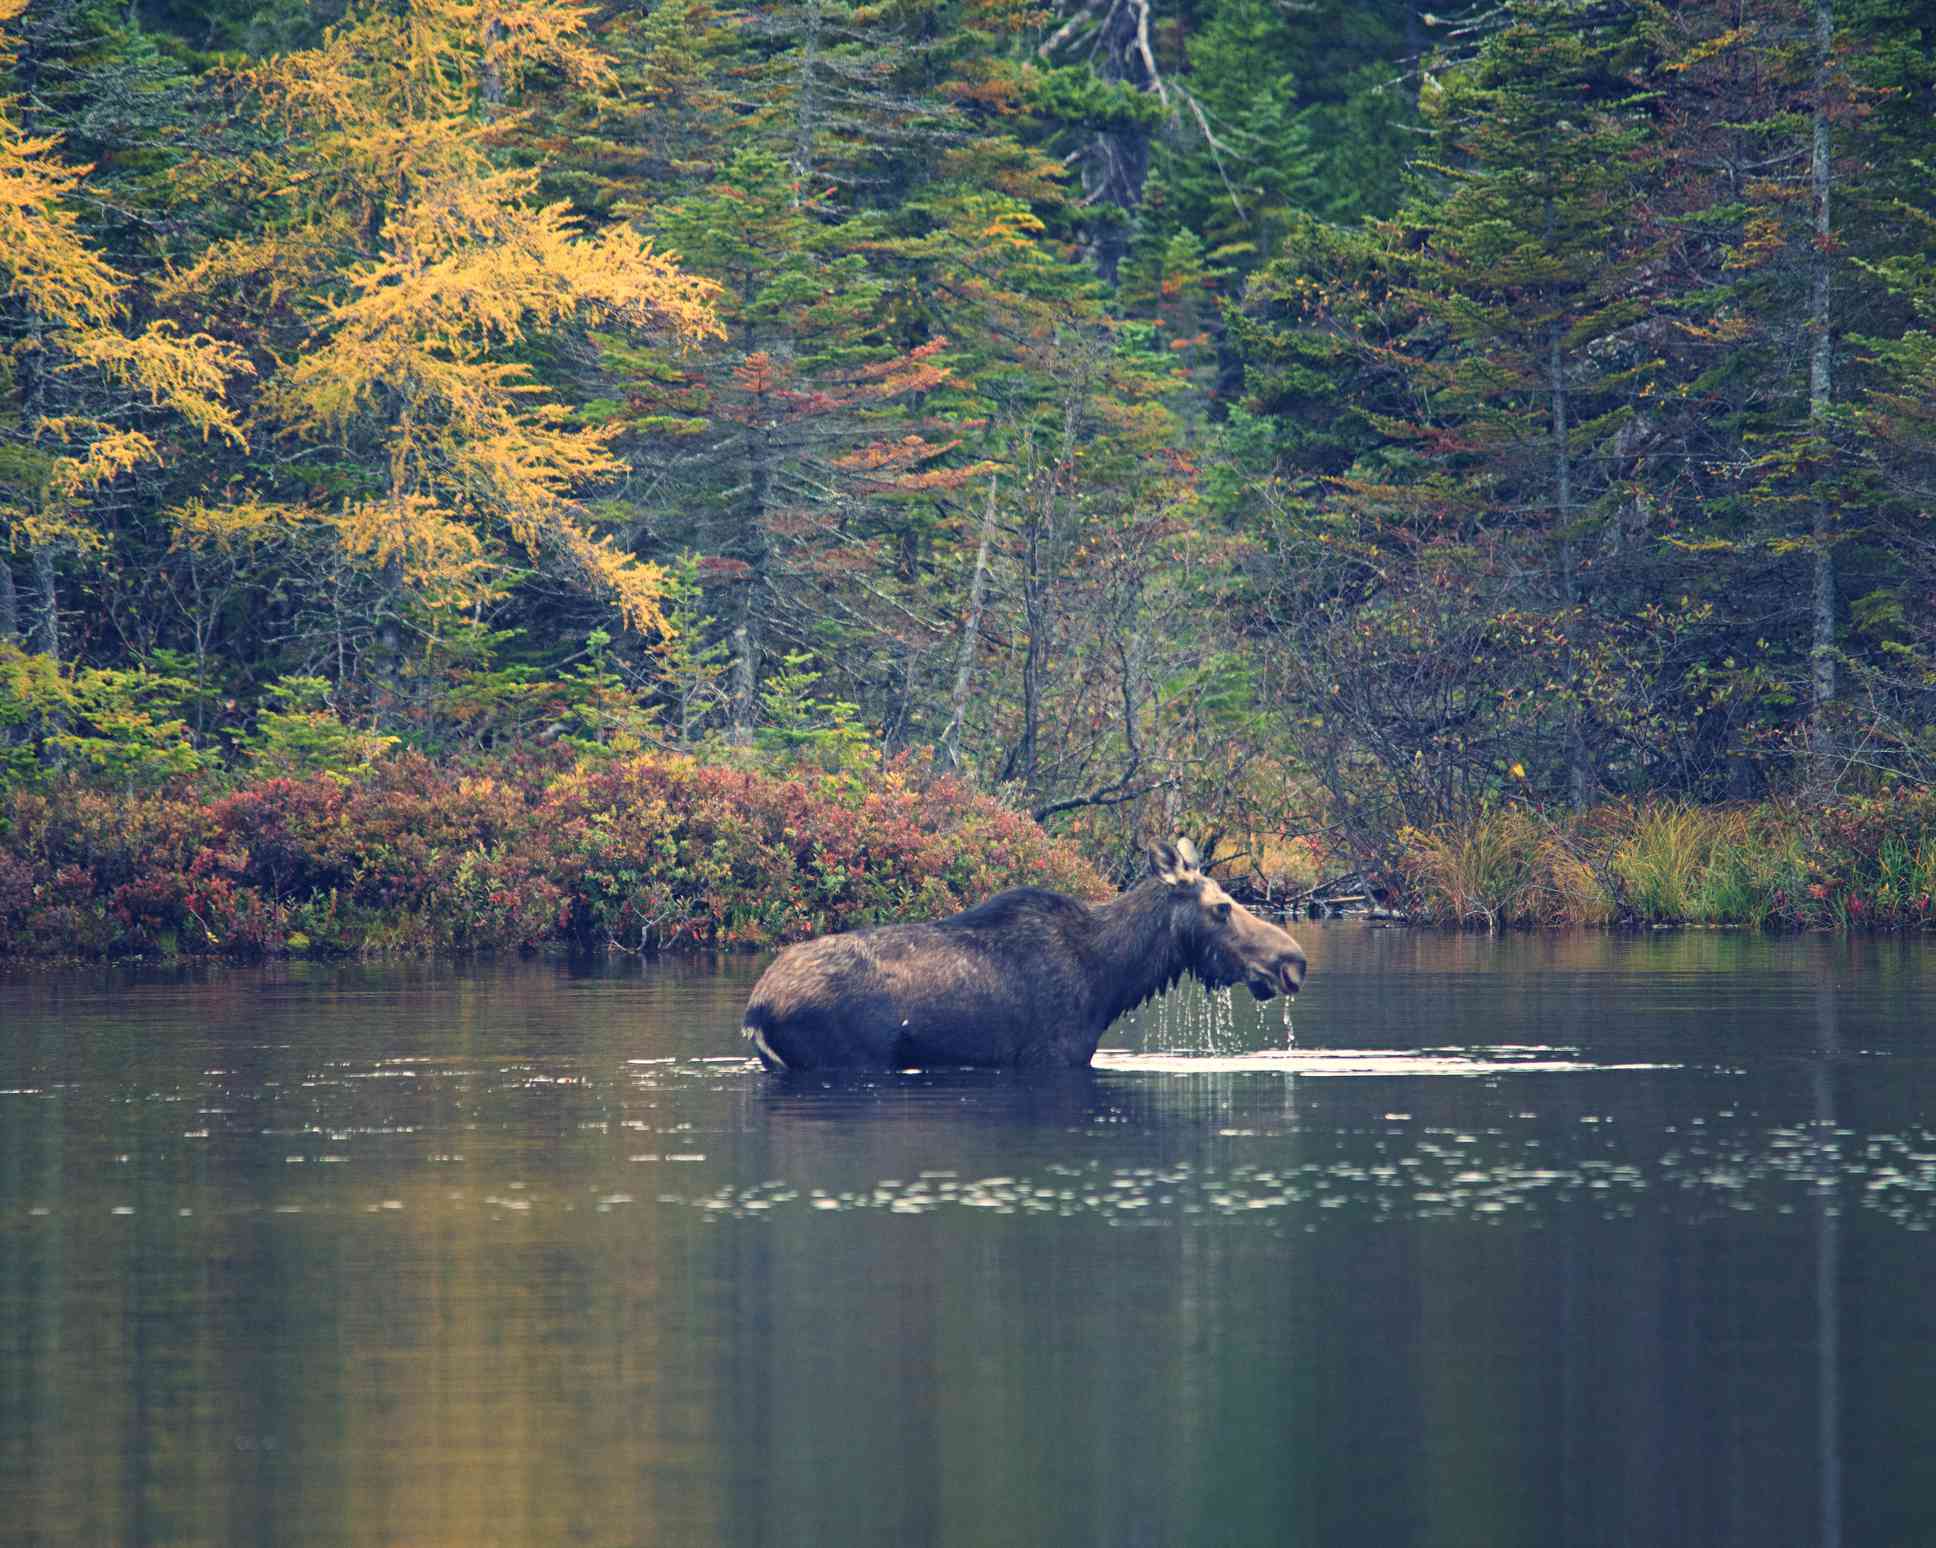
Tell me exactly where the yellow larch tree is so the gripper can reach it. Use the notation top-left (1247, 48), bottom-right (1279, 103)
top-left (0, 0), bottom-right (248, 658)
top-left (164, 0), bottom-right (722, 641)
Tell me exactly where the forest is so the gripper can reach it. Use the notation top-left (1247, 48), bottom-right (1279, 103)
top-left (4, 0), bottom-right (1936, 953)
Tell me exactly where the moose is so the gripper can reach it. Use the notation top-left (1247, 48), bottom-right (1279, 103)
top-left (741, 839), bottom-right (1308, 1071)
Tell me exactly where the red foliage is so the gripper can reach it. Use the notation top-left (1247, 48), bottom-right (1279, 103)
top-left (0, 753), bottom-right (1103, 960)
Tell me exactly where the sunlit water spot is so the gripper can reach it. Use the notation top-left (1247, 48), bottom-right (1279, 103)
top-left (619, 1043), bottom-right (1669, 1088)
top-left (1093, 1047), bottom-right (1672, 1077)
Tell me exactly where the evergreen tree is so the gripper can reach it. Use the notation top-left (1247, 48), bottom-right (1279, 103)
top-left (1638, 0), bottom-right (1923, 789)
top-left (1236, 1), bottom-right (1682, 833)
top-left (626, 145), bottom-right (990, 736)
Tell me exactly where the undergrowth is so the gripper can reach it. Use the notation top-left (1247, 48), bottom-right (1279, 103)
top-left (0, 751), bottom-right (1105, 960)
top-left (1395, 790), bottom-right (1936, 930)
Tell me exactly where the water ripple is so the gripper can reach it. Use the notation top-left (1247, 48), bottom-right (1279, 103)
top-left (652, 1121), bottom-right (1936, 1231)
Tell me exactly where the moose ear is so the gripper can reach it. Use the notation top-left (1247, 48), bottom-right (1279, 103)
top-left (1148, 838), bottom-right (1201, 884)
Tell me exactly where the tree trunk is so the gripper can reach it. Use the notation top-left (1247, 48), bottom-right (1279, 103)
top-left (731, 408), bottom-right (774, 745)
top-left (18, 287), bottom-right (55, 665)
top-left (1013, 507), bottom-right (1045, 787)
top-left (479, 13), bottom-right (505, 116)
top-left (942, 478), bottom-right (998, 771)
top-left (1002, 390), bottom-right (1084, 791)
top-left (1808, 0), bottom-right (1837, 780)
top-left (730, 624), bottom-right (755, 744)
top-left (790, 0), bottom-right (822, 204)
top-left (31, 544), bottom-right (59, 665)
top-left (376, 551), bottom-right (403, 717)
top-left (1083, 0), bottom-right (1162, 283)
top-left (0, 559), bottom-right (17, 645)
top-left (1550, 317), bottom-right (1590, 809)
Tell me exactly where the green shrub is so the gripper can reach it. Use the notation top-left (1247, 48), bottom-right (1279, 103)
top-left (2, 645), bottom-right (213, 791)
top-left (750, 652), bottom-right (877, 773)
top-left (240, 676), bottom-right (398, 781)
top-left (1611, 804), bottom-right (1715, 922)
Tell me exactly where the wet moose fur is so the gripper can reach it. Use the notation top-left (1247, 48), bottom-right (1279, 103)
top-left (741, 840), bottom-right (1308, 1070)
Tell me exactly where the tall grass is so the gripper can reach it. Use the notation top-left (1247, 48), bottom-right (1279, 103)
top-left (1866, 831), bottom-right (1936, 926)
top-left (1603, 804), bottom-right (1812, 928)
top-left (1609, 804), bottom-right (1709, 921)
top-left (1398, 808), bottom-right (1608, 930)
top-left (1394, 790), bottom-right (1936, 930)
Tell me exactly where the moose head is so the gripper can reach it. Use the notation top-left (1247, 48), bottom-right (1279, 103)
top-left (1149, 838), bottom-right (1308, 1001)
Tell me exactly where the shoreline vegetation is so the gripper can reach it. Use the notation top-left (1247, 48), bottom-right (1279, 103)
top-left (3, 749), bottom-right (1933, 962)
top-left (0, 753), bottom-right (1106, 963)
top-left (1393, 792), bottom-right (1936, 933)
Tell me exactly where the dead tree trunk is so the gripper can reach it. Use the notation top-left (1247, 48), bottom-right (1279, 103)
top-left (1550, 319), bottom-right (1591, 810)
top-left (942, 477), bottom-right (999, 771)
top-left (1807, 0), bottom-right (1838, 784)
top-left (1043, 0), bottom-right (1167, 283)
top-left (30, 545), bottom-right (59, 663)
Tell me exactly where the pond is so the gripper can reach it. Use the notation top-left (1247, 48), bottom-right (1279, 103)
top-left (3, 926), bottom-right (1934, 1547)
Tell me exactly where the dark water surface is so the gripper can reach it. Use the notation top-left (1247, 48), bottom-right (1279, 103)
top-left (4, 927), bottom-right (1935, 1548)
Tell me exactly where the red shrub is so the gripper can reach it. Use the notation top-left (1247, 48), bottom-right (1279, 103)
top-left (0, 752), bottom-right (1101, 958)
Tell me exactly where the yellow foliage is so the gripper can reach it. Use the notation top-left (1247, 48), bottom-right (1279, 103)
top-left (472, 0), bottom-right (614, 95)
top-left (283, 189), bottom-right (717, 420)
top-left (243, 0), bottom-right (612, 193)
top-left (976, 207), bottom-right (1048, 250)
top-left (206, 0), bottom-right (724, 632)
top-left (1724, 215), bottom-right (1789, 271)
top-left (0, 127), bottom-right (123, 330)
top-left (169, 498), bottom-right (311, 551)
top-left (556, 528), bottom-right (671, 636)
top-left (38, 422), bottom-right (160, 500)
top-left (9, 316), bottom-right (251, 540)
top-left (157, 223), bottom-right (352, 319)
top-left (1663, 26), bottom-right (1748, 73)
top-left (333, 494), bottom-right (491, 609)
top-left (0, 5), bottom-right (249, 557)
top-left (3, 504), bottom-right (106, 552)
top-left (63, 321), bottom-right (251, 445)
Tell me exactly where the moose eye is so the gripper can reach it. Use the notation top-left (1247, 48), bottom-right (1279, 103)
top-left (1213, 901), bottom-right (1232, 922)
